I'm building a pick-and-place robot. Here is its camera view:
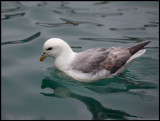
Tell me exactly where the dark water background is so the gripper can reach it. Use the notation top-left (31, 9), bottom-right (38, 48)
top-left (1, 1), bottom-right (159, 120)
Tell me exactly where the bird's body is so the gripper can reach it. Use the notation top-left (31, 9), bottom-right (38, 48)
top-left (40, 38), bottom-right (150, 82)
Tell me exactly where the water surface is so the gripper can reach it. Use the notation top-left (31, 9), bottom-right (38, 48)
top-left (1, 1), bottom-right (159, 120)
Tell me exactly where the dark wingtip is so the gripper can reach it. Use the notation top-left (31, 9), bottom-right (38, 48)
top-left (127, 41), bottom-right (151, 55)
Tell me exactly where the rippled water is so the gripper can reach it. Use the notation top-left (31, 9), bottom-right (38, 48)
top-left (1, 1), bottom-right (159, 120)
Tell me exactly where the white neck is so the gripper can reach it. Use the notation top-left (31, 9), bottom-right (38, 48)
top-left (54, 47), bottom-right (77, 71)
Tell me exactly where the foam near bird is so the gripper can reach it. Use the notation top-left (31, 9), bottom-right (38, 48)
top-left (40, 38), bottom-right (150, 82)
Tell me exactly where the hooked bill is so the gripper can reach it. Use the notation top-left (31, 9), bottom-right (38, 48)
top-left (40, 53), bottom-right (48, 61)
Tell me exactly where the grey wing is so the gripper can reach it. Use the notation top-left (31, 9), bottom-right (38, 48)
top-left (102, 48), bottom-right (131, 73)
top-left (71, 48), bottom-right (107, 73)
top-left (71, 47), bottom-right (131, 74)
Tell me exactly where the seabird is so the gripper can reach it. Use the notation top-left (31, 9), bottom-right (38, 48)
top-left (40, 38), bottom-right (150, 82)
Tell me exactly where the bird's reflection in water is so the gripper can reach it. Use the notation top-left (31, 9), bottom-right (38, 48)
top-left (41, 78), bottom-right (138, 120)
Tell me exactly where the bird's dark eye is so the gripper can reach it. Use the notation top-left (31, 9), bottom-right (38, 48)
top-left (46, 47), bottom-right (52, 50)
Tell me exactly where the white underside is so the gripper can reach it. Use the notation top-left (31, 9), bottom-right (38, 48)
top-left (63, 49), bottom-right (146, 82)
top-left (66, 69), bottom-right (110, 82)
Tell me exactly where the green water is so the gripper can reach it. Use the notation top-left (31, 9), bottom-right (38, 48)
top-left (1, 1), bottom-right (159, 120)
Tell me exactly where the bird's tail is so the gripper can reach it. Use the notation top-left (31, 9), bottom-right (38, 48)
top-left (127, 41), bottom-right (151, 55)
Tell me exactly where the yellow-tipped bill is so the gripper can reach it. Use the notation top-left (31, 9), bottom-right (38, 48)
top-left (40, 53), bottom-right (48, 61)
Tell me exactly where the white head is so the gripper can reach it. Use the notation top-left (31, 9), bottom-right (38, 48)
top-left (40, 38), bottom-right (73, 61)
